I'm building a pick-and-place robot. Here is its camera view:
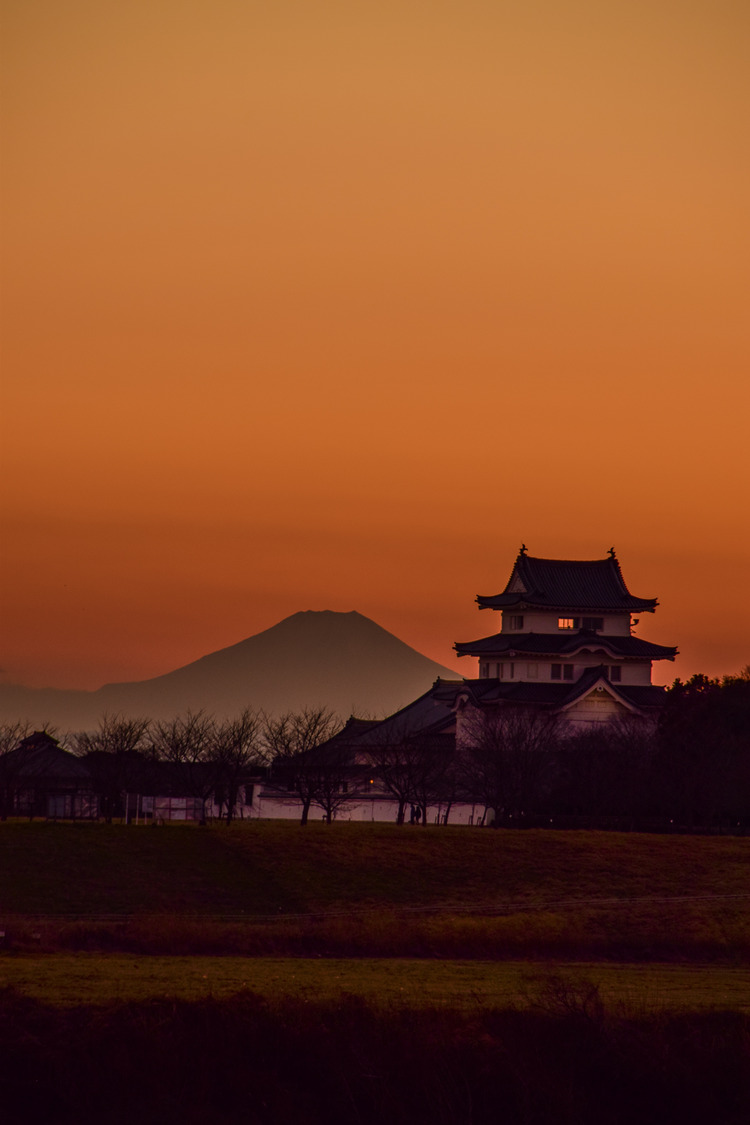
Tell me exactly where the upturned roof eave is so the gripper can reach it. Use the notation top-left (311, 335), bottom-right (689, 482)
top-left (454, 634), bottom-right (678, 661)
top-left (475, 594), bottom-right (659, 612)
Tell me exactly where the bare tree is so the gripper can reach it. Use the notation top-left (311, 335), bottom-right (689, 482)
top-left (305, 742), bottom-right (355, 824)
top-left (553, 724), bottom-right (614, 824)
top-left (152, 710), bottom-right (218, 824)
top-left (213, 709), bottom-right (264, 825)
top-left (74, 714), bottom-right (152, 823)
top-left (365, 721), bottom-right (455, 825)
top-left (263, 707), bottom-right (344, 825)
top-left (366, 727), bottom-right (416, 825)
top-left (409, 732), bottom-right (457, 825)
top-left (459, 705), bottom-right (558, 827)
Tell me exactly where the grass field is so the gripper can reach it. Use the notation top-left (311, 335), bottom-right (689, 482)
top-left (2, 954), bottom-right (749, 1012)
top-left (2, 820), bottom-right (748, 915)
top-left (1, 821), bottom-right (748, 961)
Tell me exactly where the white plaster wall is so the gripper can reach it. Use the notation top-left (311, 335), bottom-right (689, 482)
top-left (562, 655), bottom-right (653, 685)
top-left (618, 662), bottom-right (653, 685)
top-left (251, 791), bottom-right (488, 826)
top-left (499, 610), bottom-right (632, 635)
top-left (480, 657), bottom-right (653, 685)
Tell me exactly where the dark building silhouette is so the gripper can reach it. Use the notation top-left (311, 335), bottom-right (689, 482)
top-left (3, 731), bottom-right (98, 819)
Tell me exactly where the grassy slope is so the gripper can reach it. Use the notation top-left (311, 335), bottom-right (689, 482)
top-left (1, 821), bottom-right (748, 961)
top-left (1, 820), bottom-right (748, 915)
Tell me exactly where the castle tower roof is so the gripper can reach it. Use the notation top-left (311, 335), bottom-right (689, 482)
top-left (476, 549), bottom-right (658, 613)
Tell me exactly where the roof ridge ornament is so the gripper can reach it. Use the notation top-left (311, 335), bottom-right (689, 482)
top-left (519, 543), bottom-right (528, 556)
top-left (608, 546), bottom-right (616, 558)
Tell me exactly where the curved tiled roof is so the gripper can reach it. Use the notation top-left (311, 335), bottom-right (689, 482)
top-left (477, 552), bottom-right (659, 612)
top-left (454, 631), bottom-right (677, 661)
top-left (456, 671), bottom-right (667, 712)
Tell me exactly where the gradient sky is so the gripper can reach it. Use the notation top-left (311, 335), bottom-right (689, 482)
top-left (2, 0), bottom-right (749, 691)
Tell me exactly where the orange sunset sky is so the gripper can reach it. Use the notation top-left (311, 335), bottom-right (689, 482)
top-left (1, 0), bottom-right (749, 692)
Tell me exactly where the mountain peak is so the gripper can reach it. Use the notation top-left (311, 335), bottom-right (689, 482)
top-left (0, 611), bottom-right (461, 729)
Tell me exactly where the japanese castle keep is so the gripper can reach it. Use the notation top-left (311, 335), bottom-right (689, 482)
top-left (454, 546), bottom-right (677, 724)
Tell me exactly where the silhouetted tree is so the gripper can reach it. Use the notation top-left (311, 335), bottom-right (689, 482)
top-left (263, 708), bottom-right (344, 825)
top-left (655, 671), bottom-right (750, 829)
top-left (303, 742), bottom-right (355, 824)
top-left (553, 715), bottom-right (656, 827)
top-left (213, 709), bottom-right (264, 825)
top-left (152, 710), bottom-right (218, 824)
top-left (459, 704), bottom-right (558, 827)
top-left (365, 722), bottom-right (456, 825)
top-left (75, 714), bottom-right (152, 823)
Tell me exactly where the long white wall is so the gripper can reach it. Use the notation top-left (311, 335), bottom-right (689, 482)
top-left (250, 792), bottom-right (489, 826)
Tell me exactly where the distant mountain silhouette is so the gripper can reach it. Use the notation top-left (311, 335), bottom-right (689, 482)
top-left (0, 611), bottom-right (461, 731)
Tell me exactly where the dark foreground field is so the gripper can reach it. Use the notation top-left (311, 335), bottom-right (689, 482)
top-left (2, 822), bottom-right (749, 1123)
top-left (2, 989), bottom-right (749, 1125)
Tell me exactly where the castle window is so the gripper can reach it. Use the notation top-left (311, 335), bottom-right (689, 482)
top-left (558, 617), bottom-right (579, 630)
top-left (582, 617), bottom-right (604, 632)
top-left (509, 615), bottom-right (524, 630)
top-left (609, 666), bottom-right (622, 682)
top-left (563, 665), bottom-right (574, 681)
top-left (551, 664), bottom-right (561, 679)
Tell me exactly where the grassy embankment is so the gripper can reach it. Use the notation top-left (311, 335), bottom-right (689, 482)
top-left (1, 820), bottom-right (748, 965)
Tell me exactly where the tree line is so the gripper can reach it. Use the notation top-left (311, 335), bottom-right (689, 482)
top-left (0, 707), bottom-right (344, 825)
top-left (1, 668), bottom-right (748, 830)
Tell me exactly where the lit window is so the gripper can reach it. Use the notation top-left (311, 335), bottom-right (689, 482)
top-left (609, 666), bottom-right (622, 682)
top-left (563, 665), bottom-right (574, 681)
top-left (582, 617), bottom-right (604, 632)
top-left (509, 615), bottom-right (524, 630)
top-left (558, 617), bottom-right (579, 630)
